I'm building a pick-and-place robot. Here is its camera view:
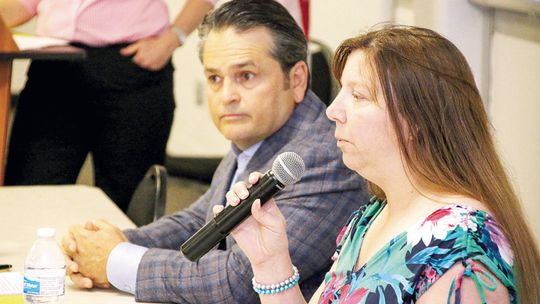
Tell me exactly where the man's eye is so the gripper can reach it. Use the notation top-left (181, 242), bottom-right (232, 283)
top-left (240, 72), bottom-right (254, 81)
top-left (208, 75), bottom-right (221, 84)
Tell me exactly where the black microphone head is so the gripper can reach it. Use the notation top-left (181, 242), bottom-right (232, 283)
top-left (272, 152), bottom-right (305, 186)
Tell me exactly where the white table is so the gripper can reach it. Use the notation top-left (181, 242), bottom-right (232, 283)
top-left (0, 185), bottom-right (149, 304)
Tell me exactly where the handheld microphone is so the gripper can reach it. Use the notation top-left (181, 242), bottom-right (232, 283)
top-left (181, 152), bottom-right (305, 262)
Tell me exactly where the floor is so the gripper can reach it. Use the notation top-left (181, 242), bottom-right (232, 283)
top-left (76, 156), bottom-right (209, 215)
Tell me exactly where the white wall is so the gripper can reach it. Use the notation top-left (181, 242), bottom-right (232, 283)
top-left (310, 0), bottom-right (393, 50)
top-left (489, 10), bottom-right (540, 243)
top-left (165, 0), bottom-right (230, 158)
top-left (411, 0), bottom-right (491, 100)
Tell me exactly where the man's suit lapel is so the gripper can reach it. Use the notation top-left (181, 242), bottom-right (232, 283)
top-left (205, 152), bottom-right (237, 222)
top-left (235, 139), bottom-right (280, 187)
top-left (223, 135), bottom-right (288, 248)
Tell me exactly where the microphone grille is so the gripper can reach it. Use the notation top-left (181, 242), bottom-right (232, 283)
top-left (272, 152), bottom-right (305, 186)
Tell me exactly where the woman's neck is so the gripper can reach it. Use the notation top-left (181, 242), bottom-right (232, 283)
top-left (384, 183), bottom-right (427, 217)
top-left (380, 178), bottom-right (484, 221)
top-left (377, 171), bottom-right (449, 220)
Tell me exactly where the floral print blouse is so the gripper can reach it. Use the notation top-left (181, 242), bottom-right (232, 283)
top-left (318, 197), bottom-right (516, 303)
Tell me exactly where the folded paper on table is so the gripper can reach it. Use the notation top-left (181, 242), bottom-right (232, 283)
top-left (13, 33), bottom-right (69, 51)
top-left (0, 272), bottom-right (23, 304)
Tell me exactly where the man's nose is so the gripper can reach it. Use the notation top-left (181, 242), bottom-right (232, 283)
top-left (221, 78), bottom-right (240, 104)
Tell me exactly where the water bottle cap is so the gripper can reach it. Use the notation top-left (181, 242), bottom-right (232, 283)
top-left (37, 227), bottom-right (56, 238)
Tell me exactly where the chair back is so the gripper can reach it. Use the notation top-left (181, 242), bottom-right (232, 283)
top-left (309, 39), bottom-right (338, 106)
top-left (127, 165), bottom-right (167, 226)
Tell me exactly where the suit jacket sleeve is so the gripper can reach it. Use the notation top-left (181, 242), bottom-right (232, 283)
top-left (123, 188), bottom-right (212, 250)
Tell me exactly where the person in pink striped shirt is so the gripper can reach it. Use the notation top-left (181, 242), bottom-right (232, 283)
top-left (0, 0), bottom-right (307, 212)
top-left (1, 0), bottom-right (306, 71)
top-left (1, 0), bottom-right (186, 212)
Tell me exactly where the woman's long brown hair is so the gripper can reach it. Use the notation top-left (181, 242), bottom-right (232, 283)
top-left (333, 25), bottom-right (539, 303)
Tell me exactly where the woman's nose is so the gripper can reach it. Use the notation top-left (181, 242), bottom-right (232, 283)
top-left (326, 91), bottom-right (345, 123)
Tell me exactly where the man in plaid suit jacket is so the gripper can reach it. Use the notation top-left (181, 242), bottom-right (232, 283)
top-left (62, 1), bottom-right (367, 303)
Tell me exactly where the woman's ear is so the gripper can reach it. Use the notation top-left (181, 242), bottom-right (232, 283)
top-left (288, 61), bottom-right (309, 103)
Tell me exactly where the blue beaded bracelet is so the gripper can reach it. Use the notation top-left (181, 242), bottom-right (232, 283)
top-left (252, 265), bottom-right (300, 295)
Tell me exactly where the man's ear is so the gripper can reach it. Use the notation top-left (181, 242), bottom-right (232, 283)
top-left (288, 61), bottom-right (309, 103)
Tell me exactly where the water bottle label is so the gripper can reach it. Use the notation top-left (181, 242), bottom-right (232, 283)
top-left (23, 268), bottom-right (65, 296)
top-left (23, 277), bottom-right (41, 295)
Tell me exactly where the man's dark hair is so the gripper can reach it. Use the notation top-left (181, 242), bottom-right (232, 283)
top-left (198, 0), bottom-right (308, 74)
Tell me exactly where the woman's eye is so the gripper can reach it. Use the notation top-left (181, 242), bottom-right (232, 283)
top-left (352, 91), bottom-right (372, 103)
top-left (352, 93), bottom-right (363, 101)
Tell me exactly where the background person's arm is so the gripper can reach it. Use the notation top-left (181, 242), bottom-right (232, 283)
top-left (170, 0), bottom-right (215, 41)
top-left (0, 0), bottom-right (34, 27)
top-left (119, 0), bottom-right (214, 71)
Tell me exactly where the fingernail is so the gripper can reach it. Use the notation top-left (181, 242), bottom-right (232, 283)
top-left (240, 189), bottom-right (249, 198)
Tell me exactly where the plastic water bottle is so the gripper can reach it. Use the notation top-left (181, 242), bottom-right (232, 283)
top-left (24, 228), bottom-right (66, 304)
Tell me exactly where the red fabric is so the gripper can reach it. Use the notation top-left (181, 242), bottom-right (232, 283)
top-left (299, 0), bottom-right (309, 39)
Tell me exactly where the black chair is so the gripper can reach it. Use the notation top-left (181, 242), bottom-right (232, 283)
top-left (309, 39), bottom-right (339, 106)
top-left (165, 156), bottom-right (220, 184)
top-left (126, 165), bottom-right (167, 227)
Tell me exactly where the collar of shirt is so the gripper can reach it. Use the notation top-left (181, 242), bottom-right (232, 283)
top-left (230, 141), bottom-right (263, 186)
